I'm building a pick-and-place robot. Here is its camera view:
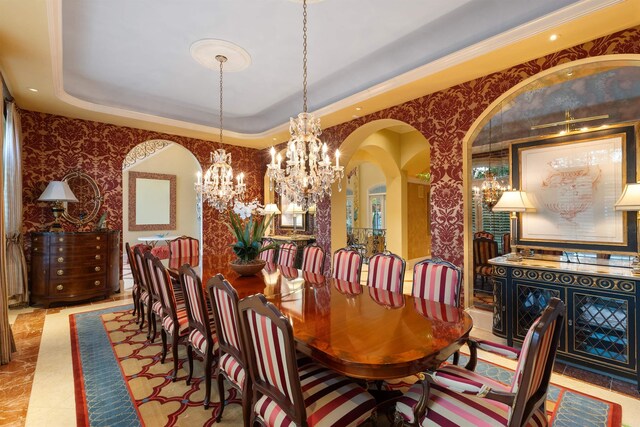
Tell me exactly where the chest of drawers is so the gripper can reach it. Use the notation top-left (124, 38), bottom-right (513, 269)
top-left (30, 231), bottom-right (120, 308)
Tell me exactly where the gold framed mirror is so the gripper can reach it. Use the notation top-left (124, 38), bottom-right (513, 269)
top-left (61, 170), bottom-right (103, 225)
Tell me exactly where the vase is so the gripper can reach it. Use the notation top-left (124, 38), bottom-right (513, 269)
top-left (229, 259), bottom-right (266, 276)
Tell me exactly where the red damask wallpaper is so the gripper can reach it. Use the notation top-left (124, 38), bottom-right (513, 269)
top-left (20, 111), bottom-right (268, 268)
top-left (314, 26), bottom-right (640, 267)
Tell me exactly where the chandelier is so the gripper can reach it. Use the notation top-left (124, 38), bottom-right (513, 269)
top-left (479, 171), bottom-right (505, 209)
top-left (195, 55), bottom-right (246, 212)
top-left (266, 0), bottom-right (344, 209)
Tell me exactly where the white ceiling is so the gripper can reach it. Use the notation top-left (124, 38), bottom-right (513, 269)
top-left (59, 0), bottom-right (581, 134)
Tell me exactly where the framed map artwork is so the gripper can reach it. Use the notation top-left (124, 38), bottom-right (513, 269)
top-left (511, 125), bottom-right (638, 253)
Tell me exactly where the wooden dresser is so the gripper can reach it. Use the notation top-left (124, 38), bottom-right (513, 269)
top-left (30, 230), bottom-right (120, 308)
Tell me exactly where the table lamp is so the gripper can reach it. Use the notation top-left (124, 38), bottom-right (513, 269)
top-left (38, 181), bottom-right (78, 232)
top-left (262, 203), bottom-right (281, 236)
top-left (285, 203), bottom-right (307, 234)
top-left (614, 183), bottom-right (640, 274)
top-left (492, 189), bottom-right (535, 262)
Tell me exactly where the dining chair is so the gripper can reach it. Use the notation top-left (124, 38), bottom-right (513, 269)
top-left (300, 243), bottom-right (325, 274)
top-left (239, 294), bottom-right (377, 426)
top-left (125, 242), bottom-right (150, 323)
top-left (151, 257), bottom-right (190, 382)
top-left (472, 237), bottom-right (498, 288)
top-left (168, 235), bottom-right (200, 259)
top-left (133, 246), bottom-right (154, 336)
top-left (179, 265), bottom-right (218, 409)
top-left (302, 270), bottom-right (326, 286)
top-left (144, 251), bottom-right (166, 342)
top-left (259, 238), bottom-right (276, 263)
top-left (395, 298), bottom-right (565, 427)
top-left (333, 278), bottom-right (363, 296)
top-left (207, 274), bottom-right (250, 425)
top-left (367, 251), bottom-right (406, 293)
top-left (411, 258), bottom-right (462, 307)
top-left (368, 287), bottom-right (405, 309)
top-left (502, 232), bottom-right (511, 256)
top-left (473, 230), bottom-right (495, 240)
top-left (277, 241), bottom-right (298, 267)
top-left (331, 247), bottom-right (363, 284)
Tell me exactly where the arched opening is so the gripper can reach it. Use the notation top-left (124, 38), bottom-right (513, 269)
top-left (121, 140), bottom-right (202, 290)
top-left (332, 120), bottom-right (431, 263)
top-left (462, 55), bottom-right (640, 310)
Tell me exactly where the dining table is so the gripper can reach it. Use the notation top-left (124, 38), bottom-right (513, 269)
top-left (163, 253), bottom-right (474, 381)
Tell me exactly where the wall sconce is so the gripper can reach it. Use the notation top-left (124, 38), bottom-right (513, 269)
top-left (493, 189), bottom-right (535, 262)
top-left (38, 181), bottom-right (78, 232)
top-left (614, 183), bottom-right (640, 274)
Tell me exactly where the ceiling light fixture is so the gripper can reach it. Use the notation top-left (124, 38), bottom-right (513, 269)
top-left (28, 87), bottom-right (38, 92)
top-left (355, 107), bottom-right (362, 111)
top-left (549, 34), bottom-right (558, 41)
top-left (266, 0), bottom-right (344, 209)
top-left (195, 55), bottom-right (246, 212)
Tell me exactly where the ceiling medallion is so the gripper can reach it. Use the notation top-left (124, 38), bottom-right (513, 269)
top-left (267, 0), bottom-right (344, 209)
top-left (195, 55), bottom-right (246, 212)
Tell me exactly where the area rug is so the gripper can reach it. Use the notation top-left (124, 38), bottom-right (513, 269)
top-left (70, 305), bottom-right (622, 427)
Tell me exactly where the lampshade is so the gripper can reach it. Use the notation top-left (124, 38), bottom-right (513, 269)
top-left (307, 204), bottom-right (317, 215)
top-left (285, 203), bottom-right (307, 214)
top-left (614, 183), bottom-right (640, 211)
top-left (263, 203), bottom-right (281, 215)
top-left (492, 190), bottom-right (534, 212)
top-left (38, 181), bottom-right (78, 202)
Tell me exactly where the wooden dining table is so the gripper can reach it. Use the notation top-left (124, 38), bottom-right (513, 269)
top-left (164, 253), bottom-right (473, 380)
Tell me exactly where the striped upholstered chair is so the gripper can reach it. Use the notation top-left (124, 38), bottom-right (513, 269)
top-left (412, 258), bottom-right (462, 307)
top-left (133, 246), bottom-right (153, 332)
top-left (144, 251), bottom-right (168, 342)
top-left (331, 247), bottom-right (363, 284)
top-left (473, 237), bottom-right (498, 288)
top-left (125, 242), bottom-right (150, 324)
top-left (367, 251), bottom-right (406, 293)
top-left (151, 256), bottom-right (189, 381)
top-left (502, 232), bottom-right (511, 255)
top-left (258, 238), bottom-right (276, 263)
top-left (301, 243), bottom-right (325, 274)
top-left (473, 230), bottom-right (495, 240)
top-left (207, 274), bottom-right (251, 425)
top-left (276, 242), bottom-right (298, 267)
top-left (368, 287), bottom-right (405, 309)
top-left (239, 294), bottom-right (377, 426)
top-left (179, 265), bottom-right (218, 408)
top-left (395, 298), bottom-right (565, 427)
top-left (168, 235), bottom-right (200, 259)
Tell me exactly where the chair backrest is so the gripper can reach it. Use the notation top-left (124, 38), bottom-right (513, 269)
top-left (332, 247), bottom-right (363, 283)
top-left (179, 265), bottom-right (213, 352)
top-left (125, 242), bottom-right (143, 287)
top-left (367, 251), bottom-right (406, 293)
top-left (302, 270), bottom-right (325, 286)
top-left (473, 238), bottom-right (498, 267)
top-left (368, 287), bottom-right (405, 309)
top-left (133, 245), bottom-right (152, 297)
top-left (144, 251), bottom-right (163, 303)
top-left (412, 258), bottom-right (462, 307)
top-left (474, 231), bottom-right (494, 240)
top-left (169, 235), bottom-right (200, 259)
top-left (333, 278), bottom-right (362, 296)
top-left (412, 299), bottom-right (460, 323)
top-left (151, 256), bottom-right (180, 324)
top-left (169, 254), bottom-right (199, 270)
top-left (301, 244), bottom-right (325, 274)
top-left (508, 298), bottom-right (565, 427)
top-left (277, 242), bottom-right (298, 267)
top-left (239, 294), bottom-right (306, 425)
top-left (259, 239), bottom-right (276, 263)
top-left (502, 233), bottom-right (511, 255)
top-left (207, 274), bottom-right (248, 369)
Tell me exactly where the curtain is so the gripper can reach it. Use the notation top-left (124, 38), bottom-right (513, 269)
top-left (0, 100), bottom-right (16, 364)
top-left (3, 103), bottom-right (27, 305)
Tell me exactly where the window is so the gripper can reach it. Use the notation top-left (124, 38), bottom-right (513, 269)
top-left (368, 185), bottom-right (386, 231)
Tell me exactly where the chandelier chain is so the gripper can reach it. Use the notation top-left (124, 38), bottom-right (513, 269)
top-left (218, 55), bottom-right (224, 144)
top-left (302, 0), bottom-right (308, 113)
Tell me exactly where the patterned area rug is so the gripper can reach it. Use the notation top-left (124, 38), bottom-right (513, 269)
top-left (71, 305), bottom-right (622, 427)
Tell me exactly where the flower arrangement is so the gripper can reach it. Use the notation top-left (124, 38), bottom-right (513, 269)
top-left (226, 201), bottom-right (276, 264)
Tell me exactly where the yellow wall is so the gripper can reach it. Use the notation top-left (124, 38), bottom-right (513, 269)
top-left (407, 182), bottom-right (430, 259)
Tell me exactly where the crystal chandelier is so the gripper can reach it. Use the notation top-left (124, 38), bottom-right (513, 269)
top-left (195, 55), bottom-right (246, 212)
top-left (480, 171), bottom-right (505, 209)
top-left (266, 0), bottom-right (344, 209)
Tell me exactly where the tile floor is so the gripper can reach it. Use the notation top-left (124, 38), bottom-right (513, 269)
top-left (1, 263), bottom-right (639, 426)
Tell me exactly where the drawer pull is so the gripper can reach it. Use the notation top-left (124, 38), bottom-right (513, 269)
top-left (57, 257), bottom-right (64, 263)
top-left (34, 248), bottom-right (38, 252)
top-left (34, 237), bottom-right (38, 242)
top-left (59, 248), bottom-right (64, 252)
top-left (95, 266), bottom-right (101, 272)
top-left (96, 236), bottom-right (101, 240)
top-left (56, 284), bottom-right (64, 291)
top-left (58, 237), bottom-right (64, 242)
top-left (95, 255), bottom-right (101, 260)
top-left (56, 269), bottom-right (64, 276)
top-left (94, 280), bottom-right (101, 286)
top-left (96, 245), bottom-right (101, 250)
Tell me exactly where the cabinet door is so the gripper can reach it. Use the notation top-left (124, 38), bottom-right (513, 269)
top-left (512, 279), bottom-right (566, 348)
top-left (568, 288), bottom-right (636, 373)
top-left (492, 277), bottom-right (507, 338)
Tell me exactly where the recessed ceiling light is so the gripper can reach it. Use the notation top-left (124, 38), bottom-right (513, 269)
top-left (355, 107), bottom-right (362, 111)
top-left (272, 137), bottom-right (277, 141)
top-left (549, 34), bottom-right (558, 41)
top-left (559, 130), bottom-right (566, 135)
top-left (352, 115), bottom-right (360, 119)
top-left (566, 70), bottom-right (574, 77)
top-left (28, 87), bottom-right (38, 92)
top-left (580, 127), bottom-right (589, 132)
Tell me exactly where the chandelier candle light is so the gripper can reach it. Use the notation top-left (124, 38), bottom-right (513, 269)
top-left (194, 55), bottom-right (246, 212)
top-left (266, 0), bottom-right (344, 209)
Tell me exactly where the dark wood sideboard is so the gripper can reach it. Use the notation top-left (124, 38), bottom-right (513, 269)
top-left (490, 256), bottom-right (639, 389)
top-left (30, 231), bottom-right (120, 308)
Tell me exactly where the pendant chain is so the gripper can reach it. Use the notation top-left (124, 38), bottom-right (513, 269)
top-left (219, 56), bottom-right (224, 144)
top-left (302, 0), bottom-right (308, 113)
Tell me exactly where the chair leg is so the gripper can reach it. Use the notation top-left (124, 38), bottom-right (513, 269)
top-left (132, 288), bottom-right (138, 319)
top-left (216, 371), bottom-right (225, 420)
top-left (241, 383), bottom-right (251, 427)
top-left (139, 302), bottom-right (145, 330)
top-left (186, 345), bottom-right (194, 386)
top-left (147, 309), bottom-right (153, 339)
top-left (204, 350), bottom-right (213, 409)
top-left (150, 313), bottom-right (158, 343)
top-left (160, 329), bottom-right (168, 363)
top-left (452, 351), bottom-right (460, 365)
top-left (171, 334), bottom-right (179, 381)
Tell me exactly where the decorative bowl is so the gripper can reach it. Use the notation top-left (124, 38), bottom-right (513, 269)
top-left (229, 259), bottom-right (266, 276)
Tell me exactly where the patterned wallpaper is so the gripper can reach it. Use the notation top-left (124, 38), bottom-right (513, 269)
top-left (20, 111), bottom-right (267, 266)
top-left (314, 26), bottom-right (640, 267)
